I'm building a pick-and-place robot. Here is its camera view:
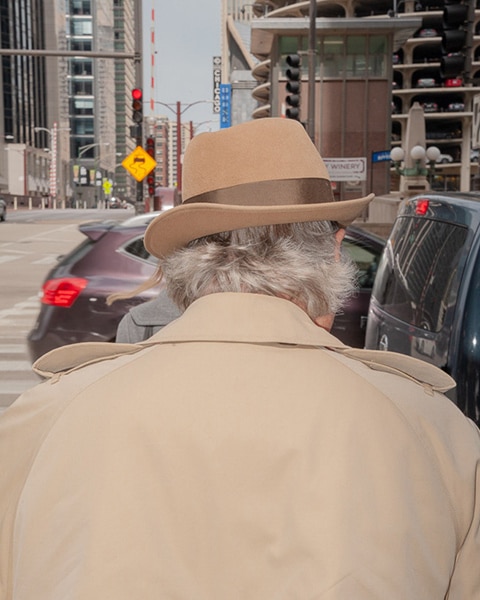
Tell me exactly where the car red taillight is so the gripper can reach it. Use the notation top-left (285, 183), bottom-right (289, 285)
top-left (41, 278), bottom-right (88, 307)
top-left (415, 199), bottom-right (430, 215)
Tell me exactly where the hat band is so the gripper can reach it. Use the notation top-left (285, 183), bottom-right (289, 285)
top-left (183, 177), bottom-right (334, 207)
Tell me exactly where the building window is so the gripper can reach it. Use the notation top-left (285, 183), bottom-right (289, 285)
top-left (73, 98), bottom-right (94, 115)
top-left (70, 40), bottom-right (92, 52)
top-left (71, 80), bottom-right (93, 95)
top-left (72, 1), bottom-right (92, 16)
top-left (71, 19), bottom-right (93, 36)
top-left (73, 117), bottom-right (95, 135)
top-left (71, 60), bottom-right (93, 76)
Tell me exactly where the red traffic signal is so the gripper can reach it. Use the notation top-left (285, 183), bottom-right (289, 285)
top-left (132, 88), bottom-right (143, 123)
top-left (146, 173), bottom-right (155, 197)
top-left (145, 136), bottom-right (155, 157)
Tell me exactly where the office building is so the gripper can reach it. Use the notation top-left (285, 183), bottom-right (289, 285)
top-left (0, 0), bottom-right (140, 207)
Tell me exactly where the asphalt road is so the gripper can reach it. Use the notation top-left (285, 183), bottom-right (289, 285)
top-left (0, 207), bottom-right (135, 410)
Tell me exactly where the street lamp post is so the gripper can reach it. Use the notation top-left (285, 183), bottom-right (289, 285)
top-left (153, 100), bottom-right (214, 192)
top-left (77, 142), bottom-right (111, 208)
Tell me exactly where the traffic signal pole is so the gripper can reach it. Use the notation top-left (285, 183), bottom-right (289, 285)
top-left (307, 0), bottom-right (316, 143)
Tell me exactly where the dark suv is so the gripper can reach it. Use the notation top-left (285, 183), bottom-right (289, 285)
top-left (365, 193), bottom-right (480, 424)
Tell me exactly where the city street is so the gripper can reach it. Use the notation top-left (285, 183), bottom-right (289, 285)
top-left (0, 208), bottom-right (133, 410)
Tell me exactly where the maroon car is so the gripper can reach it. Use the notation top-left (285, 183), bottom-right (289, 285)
top-left (27, 213), bottom-right (385, 361)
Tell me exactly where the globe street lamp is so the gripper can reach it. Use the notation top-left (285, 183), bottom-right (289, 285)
top-left (391, 144), bottom-right (441, 184)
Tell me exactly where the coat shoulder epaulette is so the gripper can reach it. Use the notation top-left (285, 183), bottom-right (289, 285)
top-left (332, 347), bottom-right (455, 393)
top-left (32, 342), bottom-right (142, 378)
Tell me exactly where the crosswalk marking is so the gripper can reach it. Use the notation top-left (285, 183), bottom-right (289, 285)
top-left (32, 255), bottom-right (61, 265)
top-left (2, 360), bottom-right (32, 371)
top-left (0, 255), bottom-right (21, 265)
top-left (0, 344), bottom-right (25, 353)
top-left (0, 295), bottom-right (41, 408)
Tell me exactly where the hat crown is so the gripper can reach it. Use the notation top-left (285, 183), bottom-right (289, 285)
top-left (182, 118), bottom-right (330, 202)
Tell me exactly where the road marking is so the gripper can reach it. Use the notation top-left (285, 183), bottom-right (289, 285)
top-left (32, 255), bottom-right (60, 265)
top-left (0, 381), bottom-right (38, 394)
top-left (0, 344), bottom-right (25, 353)
top-left (0, 255), bottom-right (21, 264)
top-left (1, 360), bottom-right (32, 371)
top-left (0, 248), bottom-right (30, 255)
top-left (0, 295), bottom-right (40, 406)
top-left (21, 223), bottom-right (80, 243)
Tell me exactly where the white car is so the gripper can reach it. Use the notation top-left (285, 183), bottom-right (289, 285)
top-left (0, 197), bottom-right (6, 222)
top-left (436, 153), bottom-right (454, 164)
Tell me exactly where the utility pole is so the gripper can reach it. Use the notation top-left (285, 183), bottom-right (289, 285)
top-left (134, 0), bottom-right (144, 211)
top-left (307, 0), bottom-right (316, 143)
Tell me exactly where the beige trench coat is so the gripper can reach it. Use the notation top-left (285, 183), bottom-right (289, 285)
top-left (1, 293), bottom-right (479, 600)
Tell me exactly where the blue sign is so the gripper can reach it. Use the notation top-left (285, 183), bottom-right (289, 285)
top-left (220, 83), bottom-right (232, 129)
top-left (372, 150), bottom-right (391, 163)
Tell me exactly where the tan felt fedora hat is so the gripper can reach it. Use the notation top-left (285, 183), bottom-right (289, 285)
top-left (144, 118), bottom-right (374, 259)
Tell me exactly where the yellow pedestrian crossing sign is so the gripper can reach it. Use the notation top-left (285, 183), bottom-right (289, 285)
top-left (122, 146), bottom-right (157, 182)
top-left (102, 179), bottom-right (113, 194)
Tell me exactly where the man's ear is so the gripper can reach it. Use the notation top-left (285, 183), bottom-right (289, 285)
top-left (334, 227), bottom-right (345, 261)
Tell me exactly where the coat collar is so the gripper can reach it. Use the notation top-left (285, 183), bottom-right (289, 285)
top-left (32, 293), bottom-right (345, 378)
top-left (144, 293), bottom-right (346, 348)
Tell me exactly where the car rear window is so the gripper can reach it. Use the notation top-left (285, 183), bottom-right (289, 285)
top-left (372, 216), bottom-right (468, 332)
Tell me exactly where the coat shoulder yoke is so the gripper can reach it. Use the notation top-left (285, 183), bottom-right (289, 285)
top-left (32, 340), bottom-right (455, 394)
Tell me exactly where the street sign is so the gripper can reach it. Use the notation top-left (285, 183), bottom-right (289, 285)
top-left (103, 179), bottom-right (112, 195)
top-left (121, 146), bottom-right (157, 182)
top-left (372, 150), bottom-right (391, 163)
top-left (220, 83), bottom-right (231, 128)
top-left (323, 158), bottom-right (367, 182)
top-left (212, 56), bottom-right (222, 114)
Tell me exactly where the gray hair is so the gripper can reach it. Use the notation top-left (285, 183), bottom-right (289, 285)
top-left (161, 221), bottom-right (357, 320)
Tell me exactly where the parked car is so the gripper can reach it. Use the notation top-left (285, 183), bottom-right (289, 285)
top-left (421, 101), bottom-right (438, 112)
top-left (365, 193), bottom-right (480, 424)
top-left (447, 101), bottom-right (465, 112)
top-left (444, 78), bottom-right (463, 87)
top-left (0, 197), bottom-right (6, 221)
top-left (415, 77), bottom-right (438, 88)
top-left (416, 27), bottom-right (438, 37)
top-left (27, 217), bottom-right (385, 361)
top-left (427, 128), bottom-right (461, 140)
top-left (436, 153), bottom-right (454, 163)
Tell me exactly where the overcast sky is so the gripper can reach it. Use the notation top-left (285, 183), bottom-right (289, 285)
top-left (142, 0), bottom-right (222, 132)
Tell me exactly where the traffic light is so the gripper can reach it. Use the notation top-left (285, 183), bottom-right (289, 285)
top-left (132, 88), bottom-right (143, 124)
top-left (145, 136), bottom-right (155, 198)
top-left (285, 54), bottom-right (301, 120)
top-left (440, 1), bottom-right (468, 77)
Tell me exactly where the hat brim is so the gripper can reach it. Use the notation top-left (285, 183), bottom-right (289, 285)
top-left (144, 193), bottom-right (374, 259)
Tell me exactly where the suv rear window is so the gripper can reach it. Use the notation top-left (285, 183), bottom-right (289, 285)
top-left (372, 216), bottom-right (468, 332)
